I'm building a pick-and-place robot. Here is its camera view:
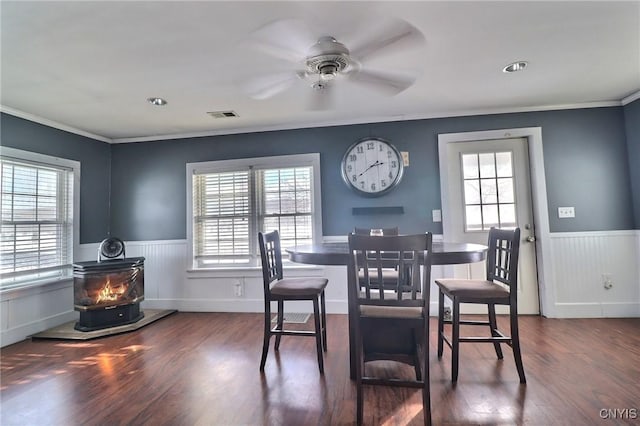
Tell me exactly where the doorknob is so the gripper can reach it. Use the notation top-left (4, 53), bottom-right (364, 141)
top-left (526, 236), bottom-right (536, 243)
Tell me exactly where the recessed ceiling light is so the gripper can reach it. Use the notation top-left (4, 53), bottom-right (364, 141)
top-left (147, 97), bottom-right (167, 106)
top-left (503, 61), bottom-right (528, 73)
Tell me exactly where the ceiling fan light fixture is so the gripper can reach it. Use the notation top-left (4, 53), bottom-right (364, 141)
top-left (503, 61), bottom-right (528, 73)
top-left (147, 97), bottom-right (168, 106)
top-left (318, 62), bottom-right (338, 81)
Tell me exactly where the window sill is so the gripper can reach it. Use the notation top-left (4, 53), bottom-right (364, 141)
top-left (0, 276), bottom-right (73, 302)
top-left (186, 264), bottom-right (325, 279)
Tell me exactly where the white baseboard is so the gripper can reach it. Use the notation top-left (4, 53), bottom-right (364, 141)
top-left (143, 298), bottom-right (349, 314)
top-left (553, 302), bottom-right (640, 318)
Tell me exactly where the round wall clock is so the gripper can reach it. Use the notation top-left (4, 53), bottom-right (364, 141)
top-left (341, 137), bottom-right (404, 197)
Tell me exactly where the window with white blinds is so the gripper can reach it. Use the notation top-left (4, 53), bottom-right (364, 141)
top-left (188, 154), bottom-right (321, 269)
top-left (1, 148), bottom-right (77, 288)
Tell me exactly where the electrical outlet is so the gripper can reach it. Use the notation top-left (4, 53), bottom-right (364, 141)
top-left (233, 280), bottom-right (244, 297)
top-left (602, 273), bottom-right (613, 290)
top-left (558, 206), bottom-right (575, 218)
top-left (443, 307), bottom-right (452, 321)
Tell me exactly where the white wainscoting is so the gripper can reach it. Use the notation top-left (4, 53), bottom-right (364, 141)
top-left (2, 231), bottom-right (639, 347)
top-left (550, 230), bottom-right (640, 318)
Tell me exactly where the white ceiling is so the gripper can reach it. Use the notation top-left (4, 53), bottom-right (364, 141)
top-left (1, 1), bottom-right (639, 143)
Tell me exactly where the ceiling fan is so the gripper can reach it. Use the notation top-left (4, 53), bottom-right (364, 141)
top-left (240, 18), bottom-right (426, 109)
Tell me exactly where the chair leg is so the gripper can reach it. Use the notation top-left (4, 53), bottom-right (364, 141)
top-left (260, 303), bottom-right (271, 371)
top-left (437, 290), bottom-right (445, 358)
top-left (312, 297), bottom-right (324, 374)
top-left (321, 290), bottom-right (327, 351)
top-left (355, 330), bottom-right (364, 426)
top-left (488, 303), bottom-right (504, 359)
top-left (510, 309), bottom-right (527, 384)
top-left (413, 329), bottom-right (422, 381)
top-left (274, 300), bottom-right (284, 351)
top-left (451, 299), bottom-right (460, 382)
top-left (422, 322), bottom-right (431, 426)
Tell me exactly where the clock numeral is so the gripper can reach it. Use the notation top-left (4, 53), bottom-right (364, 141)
top-left (347, 165), bottom-right (352, 172)
top-left (370, 183), bottom-right (376, 191)
top-left (352, 174), bottom-right (357, 182)
top-left (381, 180), bottom-right (387, 188)
top-left (356, 146), bottom-right (364, 154)
top-left (391, 160), bottom-right (397, 168)
top-left (366, 142), bottom-right (374, 150)
top-left (379, 144), bottom-right (384, 152)
top-left (360, 182), bottom-right (365, 189)
top-left (349, 154), bottom-right (357, 162)
top-left (387, 150), bottom-right (393, 157)
top-left (388, 172), bottom-right (393, 179)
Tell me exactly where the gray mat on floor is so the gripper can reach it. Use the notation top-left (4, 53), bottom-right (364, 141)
top-left (30, 309), bottom-right (177, 341)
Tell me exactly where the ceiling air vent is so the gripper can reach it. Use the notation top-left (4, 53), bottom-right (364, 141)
top-left (207, 110), bottom-right (239, 119)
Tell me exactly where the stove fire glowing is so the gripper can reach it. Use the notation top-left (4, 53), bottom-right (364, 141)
top-left (73, 257), bottom-right (145, 332)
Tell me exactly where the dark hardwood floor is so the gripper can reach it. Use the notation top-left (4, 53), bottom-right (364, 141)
top-left (1, 313), bottom-right (639, 425)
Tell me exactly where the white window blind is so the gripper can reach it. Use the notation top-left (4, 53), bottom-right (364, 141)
top-left (1, 155), bottom-right (74, 287)
top-left (189, 154), bottom-right (321, 269)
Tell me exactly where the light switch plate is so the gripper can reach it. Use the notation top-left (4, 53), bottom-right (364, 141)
top-left (558, 206), bottom-right (575, 218)
top-left (432, 209), bottom-right (442, 222)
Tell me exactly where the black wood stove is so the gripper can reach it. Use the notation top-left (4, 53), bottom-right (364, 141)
top-left (73, 238), bottom-right (145, 331)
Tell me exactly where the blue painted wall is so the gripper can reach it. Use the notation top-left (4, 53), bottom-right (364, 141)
top-left (1, 113), bottom-right (111, 243)
top-left (3, 104), bottom-right (636, 243)
top-left (110, 106), bottom-right (634, 240)
top-left (623, 99), bottom-right (640, 228)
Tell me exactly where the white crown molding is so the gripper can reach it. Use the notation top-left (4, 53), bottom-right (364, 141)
top-left (622, 90), bottom-right (640, 105)
top-left (0, 106), bottom-right (112, 143)
top-left (1, 99), bottom-right (630, 145)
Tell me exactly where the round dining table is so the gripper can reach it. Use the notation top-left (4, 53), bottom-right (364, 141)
top-left (286, 241), bottom-right (488, 266)
top-left (285, 239), bottom-right (488, 379)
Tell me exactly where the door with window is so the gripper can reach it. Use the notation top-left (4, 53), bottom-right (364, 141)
top-left (444, 137), bottom-right (539, 315)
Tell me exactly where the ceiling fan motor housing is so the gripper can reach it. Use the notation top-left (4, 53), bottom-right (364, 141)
top-left (306, 36), bottom-right (354, 80)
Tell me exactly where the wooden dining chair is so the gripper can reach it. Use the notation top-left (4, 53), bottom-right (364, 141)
top-left (347, 232), bottom-right (433, 426)
top-left (353, 227), bottom-right (410, 292)
top-left (258, 230), bottom-right (328, 374)
top-left (435, 227), bottom-right (526, 383)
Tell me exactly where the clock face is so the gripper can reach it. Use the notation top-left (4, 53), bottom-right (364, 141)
top-left (341, 138), bottom-right (404, 196)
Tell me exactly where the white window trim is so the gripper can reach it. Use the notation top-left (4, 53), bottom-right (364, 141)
top-left (186, 153), bottom-right (323, 271)
top-left (0, 146), bottom-right (81, 292)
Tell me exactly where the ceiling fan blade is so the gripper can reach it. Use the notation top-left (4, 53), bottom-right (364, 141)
top-left (242, 72), bottom-right (301, 100)
top-left (348, 19), bottom-right (425, 62)
top-left (348, 69), bottom-right (416, 95)
top-left (246, 18), bottom-right (315, 63)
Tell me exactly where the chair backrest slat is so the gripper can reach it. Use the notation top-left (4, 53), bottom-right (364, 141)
top-left (486, 227), bottom-right (520, 300)
top-left (258, 230), bottom-right (284, 296)
top-left (348, 233), bottom-right (433, 308)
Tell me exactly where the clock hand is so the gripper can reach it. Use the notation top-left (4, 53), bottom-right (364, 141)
top-left (357, 160), bottom-right (382, 177)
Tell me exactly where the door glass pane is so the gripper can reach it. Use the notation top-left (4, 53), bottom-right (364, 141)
top-left (497, 178), bottom-right (515, 203)
top-left (482, 205), bottom-right (499, 229)
top-left (495, 152), bottom-right (513, 177)
top-left (479, 153), bottom-right (496, 178)
top-left (480, 179), bottom-right (497, 204)
top-left (465, 205), bottom-right (482, 231)
top-left (499, 204), bottom-right (517, 228)
top-left (462, 154), bottom-right (479, 179)
top-left (464, 181), bottom-right (480, 204)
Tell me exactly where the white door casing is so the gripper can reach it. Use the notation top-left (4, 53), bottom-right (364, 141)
top-left (438, 127), bottom-right (555, 317)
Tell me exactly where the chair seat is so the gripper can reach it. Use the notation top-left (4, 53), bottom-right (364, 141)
top-left (435, 278), bottom-right (510, 299)
top-left (270, 277), bottom-right (328, 296)
top-left (360, 305), bottom-right (424, 319)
